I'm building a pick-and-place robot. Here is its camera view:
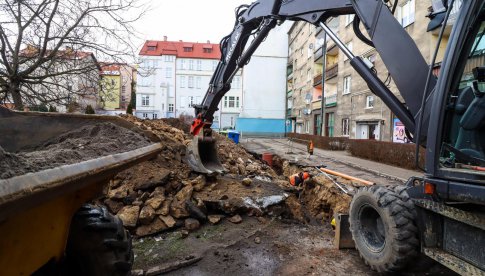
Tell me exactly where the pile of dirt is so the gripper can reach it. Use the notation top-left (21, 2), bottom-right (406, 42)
top-left (101, 116), bottom-right (287, 237)
top-left (0, 122), bottom-right (152, 179)
top-left (101, 115), bottom-right (359, 237)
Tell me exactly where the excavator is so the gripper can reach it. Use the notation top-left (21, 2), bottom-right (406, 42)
top-left (186, 0), bottom-right (485, 274)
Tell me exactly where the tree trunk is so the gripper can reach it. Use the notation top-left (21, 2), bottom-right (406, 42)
top-left (9, 81), bottom-right (23, 111)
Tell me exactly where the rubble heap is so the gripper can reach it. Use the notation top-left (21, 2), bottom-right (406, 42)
top-left (103, 115), bottom-right (286, 237)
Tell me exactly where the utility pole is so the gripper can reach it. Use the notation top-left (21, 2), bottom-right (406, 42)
top-left (319, 30), bottom-right (327, 136)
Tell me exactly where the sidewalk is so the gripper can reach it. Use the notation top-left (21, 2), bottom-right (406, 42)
top-left (241, 137), bottom-right (424, 183)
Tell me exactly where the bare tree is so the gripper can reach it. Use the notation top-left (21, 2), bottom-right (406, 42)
top-left (0, 0), bottom-right (146, 110)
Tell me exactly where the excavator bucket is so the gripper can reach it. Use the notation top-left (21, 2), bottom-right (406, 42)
top-left (186, 135), bottom-right (225, 174)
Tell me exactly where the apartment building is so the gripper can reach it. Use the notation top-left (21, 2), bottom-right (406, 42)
top-left (135, 38), bottom-right (242, 125)
top-left (287, 22), bottom-right (318, 134)
top-left (289, 0), bottom-right (461, 141)
top-left (99, 63), bottom-right (136, 115)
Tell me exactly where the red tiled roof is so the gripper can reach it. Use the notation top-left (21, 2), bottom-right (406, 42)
top-left (139, 40), bottom-right (221, 59)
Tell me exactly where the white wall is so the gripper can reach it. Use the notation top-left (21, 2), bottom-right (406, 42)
top-left (239, 22), bottom-right (291, 120)
top-left (176, 58), bottom-right (217, 117)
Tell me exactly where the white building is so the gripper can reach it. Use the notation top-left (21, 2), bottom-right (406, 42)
top-left (237, 22), bottom-right (292, 136)
top-left (135, 38), bottom-right (242, 125)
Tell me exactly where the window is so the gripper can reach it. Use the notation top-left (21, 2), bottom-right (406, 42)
top-left (121, 95), bottom-right (126, 102)
top-left (189, 60), bottom-right (194, 70)
top-left (153, 60), bottom-right (159, 68)
top-left (188, 96), bottom-right (195, 107)
top-left (165, 67), bottom-right (172, 78)
top-left (366, 95), bottom-right (375, 108)
top-left (152, 113), bottom-right (158, 119)
top-left (342, 118), bottom-right (350, 136)
top-left (147, 46), bottom-right (156, 51)
top-left (121, 86), bottom-right (126, 93)
top-left (141, 95), bottom-right (150, 106)
top-left (164, 55), bottom-right (174, 62)
top-left (196, 77), bottom-right (201, 89)
top-left (344, 42), bottom-right (353, 61)
top-left (180, 96), bottom-right (186, 108)
top-left (180, 76), bottom-right (186, 88)
top-left (180, 60), bottom-right (186, 70)
top-left (230, 116), bottom-right (234, 127)
top-left (143, 113), bottom-right (148, 118)
top-left (397, 0), bottom-right (415, 27)
top-left (162, 103), bottom-right (165, 111)
top-left (183, 47), bottom-right (193, 52)
top-left (168, 104), bottom-right (174, 112)
top-left (345, 14), bottom-right (355, 26)
top-left (188, 76), bottom-right (194, 88)
top-left (224, 96), bottom-right (228, 108)
top-left (438, 18), bottom-right (485, 175)
top-left (233, 76), bottom-right (241, 89)
top-left (307, 68), bottom-right (312, 81)
top-left (305, 121), bottom-right (310, 133)
top-left (197, 60), bottom-right (202, 71)
top-left (343, 75), bottom-right (352, 94)
top-left (229, 96), bottom-right (236, 108)
top-left (236, 96), bottom-right (240, 108)
top-left (203, 48), bottom-right (213, 53)
top-left (326, 113), bottom-right (335, 137)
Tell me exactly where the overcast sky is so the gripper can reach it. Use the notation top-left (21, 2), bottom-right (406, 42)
top-left (131, 0), bottom-right (253, 50)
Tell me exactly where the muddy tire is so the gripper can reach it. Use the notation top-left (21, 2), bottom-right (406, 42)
top-left (64, 204), bottom-right (134, 276)
top-left (349, 185), bottom-right (419, 273)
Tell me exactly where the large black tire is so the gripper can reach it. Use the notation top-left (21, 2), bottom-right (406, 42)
top-left (64, 204), bottom-right (134, 276)
top-left (349, 185), bottom-right (419, 273)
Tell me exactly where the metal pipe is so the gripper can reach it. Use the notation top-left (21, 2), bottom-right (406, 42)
top-left (319, 22), bottom-right (355, 60)
top-left (319, 29), bottom-right (327, 136)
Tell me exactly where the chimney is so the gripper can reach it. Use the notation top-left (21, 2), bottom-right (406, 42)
top-left (163, 36), bottom-right (167, 41)
top-left (207, 40), bottom-right (210, 44)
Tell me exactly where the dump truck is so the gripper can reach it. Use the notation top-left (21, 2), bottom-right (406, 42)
top-left (0, 106), bottom-right (162, 275)
top-left (186, 0), bottom-right (485, 274)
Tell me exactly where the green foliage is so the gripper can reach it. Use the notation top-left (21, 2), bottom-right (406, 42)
top-left (85, 104), bottom-right (95, 114)
top-left (48, 105), bottom-right (57, 112)
top-left (126, 103), bottom-right (133, 114)
top-left (130, 88), bottom-right (136, 107)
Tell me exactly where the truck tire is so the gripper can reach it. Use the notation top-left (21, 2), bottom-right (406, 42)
top-left (64, 204), bottom-right (134, 276)
top-left (349, 185), bottom-right (419, 273)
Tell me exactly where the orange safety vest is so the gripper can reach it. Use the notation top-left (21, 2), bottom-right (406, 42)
top-left (308, 141), bottom-right (314, 155)
top-left (289, 172), bottom-right (311, 186)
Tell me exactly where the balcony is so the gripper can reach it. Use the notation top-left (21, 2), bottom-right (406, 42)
top-left (287, 108), bottom-right (292, 117)
top-left (325, 94), bottom-right (337, 107)
top-left (313, 73), bottom-right (322, 87)
top-left (314, 46), bottom-right (324, 62)
top-left (325, 64), bottom-right (338, 80)
top-left (312, 100), bottom-right (322, 111)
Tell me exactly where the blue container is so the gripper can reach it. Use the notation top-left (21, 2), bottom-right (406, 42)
top-left (227, 131), bottom-right (240, 144)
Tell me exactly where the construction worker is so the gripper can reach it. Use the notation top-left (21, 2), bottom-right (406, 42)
top-left (307, 140), bottom-right (314, 158)
top-left (289, 171), bottom-right (311, 187)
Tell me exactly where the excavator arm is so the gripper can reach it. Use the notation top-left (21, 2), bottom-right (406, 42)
top-left (188, 0), bottom-right (436, 174)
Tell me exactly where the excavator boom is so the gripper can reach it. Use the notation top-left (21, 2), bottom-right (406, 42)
top-left (188, 0), bottom-right (436, 174)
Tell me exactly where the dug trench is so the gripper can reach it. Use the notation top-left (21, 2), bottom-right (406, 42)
top-left (96, 116), bottom-right (451, 275)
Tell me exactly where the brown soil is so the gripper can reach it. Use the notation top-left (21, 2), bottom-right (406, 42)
top-left (0, 122), bottom-right (151, 179)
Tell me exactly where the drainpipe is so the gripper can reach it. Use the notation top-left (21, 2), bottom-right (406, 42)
top-left (319, 31), bottom-right (327, 136)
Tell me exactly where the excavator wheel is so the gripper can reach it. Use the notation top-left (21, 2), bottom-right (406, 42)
top-left (349, 185), bottom-right (419, 273)
top-left (63, 204), bottom-right (133, 276)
